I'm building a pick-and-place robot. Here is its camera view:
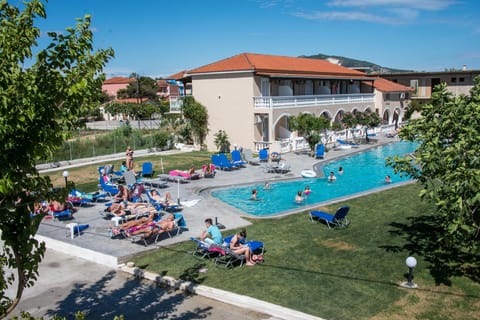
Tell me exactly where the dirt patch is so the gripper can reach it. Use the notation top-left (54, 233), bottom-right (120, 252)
top-left (370, 284), bottom-right (480, 320)
top-left (320, 239), bottom-right (356, 251)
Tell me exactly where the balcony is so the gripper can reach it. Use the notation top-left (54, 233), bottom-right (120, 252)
top-left (169, 96), bottom-right (183, 113)
top-left (253, 93), bottom-right (374, 109)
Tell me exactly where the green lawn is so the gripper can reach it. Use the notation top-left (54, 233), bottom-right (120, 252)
top-left (45, 152), bottom-right (213, 192)
top-left (133, 183), bottom-right (480, 320)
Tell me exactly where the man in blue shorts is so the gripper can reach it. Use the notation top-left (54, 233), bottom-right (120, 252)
top-left (200, 218), bottom-right (223, 245)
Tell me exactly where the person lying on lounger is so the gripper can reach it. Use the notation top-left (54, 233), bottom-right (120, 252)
top-left (111, 212), bottom-right (161, 237)
top-left (118, 212), bottom-right (160, 230)
top-left (126, 213), bottom-right (175, 239)
top-left (150, 190), bottom-right (172, 206)
top-left (106, 201), bottom-right (154, 217)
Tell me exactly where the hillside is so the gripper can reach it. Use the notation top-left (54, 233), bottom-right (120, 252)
top-left (300, 53), bottom-right (412, 73)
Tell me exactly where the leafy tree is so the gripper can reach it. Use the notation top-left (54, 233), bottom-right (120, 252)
top-left (213, 130), bottom-right (230, 153)
top-left (403, 99), bottom-right (425, 120)
top-left (289, 113), bottom-right (330, 156)
top-left (356, 110), bottom-right (381, 142)
top-left (104, 101), bottom-right (161, 123)
top-left (341, 112), bottom-right (357, 139)
top-left (117, 74), bottom-right (159, 100)
top-left (181, 96), bottom-right (209, 146)
top-left (0, 1), bottom-right (113, 317)
top-left (387, 80), bottom-right (480, 256)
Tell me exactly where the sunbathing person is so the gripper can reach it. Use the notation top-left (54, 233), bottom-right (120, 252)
top-left (113, 185), bottom-right (129, 203)
top-left (150, 190), bottom-right (172, 205)
top-left (106, 201), bottom-right (150, 217)
top-left (48, 200), bottom-right (75, 212)
top-left (127, 213), bottom-right (175, 239)
top-left (150, 190), bottom-right (163, 202)
top-left (229, 229), bottom-right (256, 266)
top-left (112, 212), bottom-right (161, 236)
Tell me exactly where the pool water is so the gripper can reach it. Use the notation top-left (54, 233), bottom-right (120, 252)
top-left (211, 141), bottom-right (418, 216)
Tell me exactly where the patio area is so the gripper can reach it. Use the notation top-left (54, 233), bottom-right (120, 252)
top-left (36, 135), bottom-right (396, 267)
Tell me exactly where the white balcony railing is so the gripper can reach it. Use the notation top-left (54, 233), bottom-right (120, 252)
top-left (169, 96), bottom-right (183, 113)
top-left (253, 93), bottom-right (374, 109)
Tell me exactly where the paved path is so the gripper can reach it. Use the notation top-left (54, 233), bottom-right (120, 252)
top-left (7, 248), bottom-right (273, 320)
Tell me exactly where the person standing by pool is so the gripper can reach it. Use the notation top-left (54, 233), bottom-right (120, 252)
top-left (126, 146), bottom-right (134, 171)
top-left (200, 218), bottom-right (223, 245)
top-left (328, 171), bottom-right (337, 182)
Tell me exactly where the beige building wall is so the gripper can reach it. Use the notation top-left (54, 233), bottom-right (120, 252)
top-left (191, 72), bottom-right (256, 151)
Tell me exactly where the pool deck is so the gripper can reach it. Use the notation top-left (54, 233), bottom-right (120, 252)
top-left (37, 134), bottom-right (400, 267)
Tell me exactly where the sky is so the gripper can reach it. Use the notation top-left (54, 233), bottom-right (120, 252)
top-left (30, 0), bottom-right (480, 78)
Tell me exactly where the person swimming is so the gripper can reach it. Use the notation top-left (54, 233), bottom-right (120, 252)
top-left (303, 185), bottom-right (311, 197)
top-left (295, 191), bottom-right (304, 204)
top-left (250, 189), bottom-right (258, 200)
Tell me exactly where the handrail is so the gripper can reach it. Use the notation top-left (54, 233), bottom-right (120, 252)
top-left (254, 93), bottom-right (374, 109)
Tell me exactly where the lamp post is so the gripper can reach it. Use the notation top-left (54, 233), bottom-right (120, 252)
top-left (401, 256), bottom-right (418, 288)
top-left (62, 170), bottom-right (69, 188)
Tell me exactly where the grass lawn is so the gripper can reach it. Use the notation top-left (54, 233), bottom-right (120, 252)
top-left (132, 183), bottom-right (480, 320)
top-left (44, 152), bottom-right (213, 192)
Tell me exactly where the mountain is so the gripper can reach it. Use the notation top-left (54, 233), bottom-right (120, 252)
top-left (300, 53), bottom-right (412, 74)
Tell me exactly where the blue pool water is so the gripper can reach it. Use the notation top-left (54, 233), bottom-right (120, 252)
top-left (211, 141), bottom-right (418, 216)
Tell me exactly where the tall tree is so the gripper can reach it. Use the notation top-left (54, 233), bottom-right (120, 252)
top-left (0, 1), bottom-right (113, 316)
top-left (289, 113), bottom-right (330, 156)
top-left (181, 96), bottom-right (209, 146)
top-left (117, 74), bottom-right (159, 100)
top-left (356, 110), bottom-right (381, 142)
top-left (387, 80), bottom-right (480, 255)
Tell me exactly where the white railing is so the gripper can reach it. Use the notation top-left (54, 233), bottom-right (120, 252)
top-left (253, 141), bottom-right (271, 152)
top-left (169, 96), bottom-right (183, 113)
top-left (253, 93), bottom-right (374, 109)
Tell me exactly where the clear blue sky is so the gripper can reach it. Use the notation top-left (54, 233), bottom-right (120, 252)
top-left (34, 0), bottom-right (480, 78)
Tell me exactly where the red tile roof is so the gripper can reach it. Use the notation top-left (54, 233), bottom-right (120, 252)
top-left (166, 70), bottom-right (188, 80)
top-left (103, 77), bottom-right (135, 84)
top-left (369, 77), bottom-right (414, 92)
top-left (188, 53), bottom-right (366, 77)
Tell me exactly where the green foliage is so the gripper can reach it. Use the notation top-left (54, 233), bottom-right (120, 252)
top-left (213, 130), bottom-right (230, 153)
top-left (403, 99), bottom-right (425, 120)
top-left (0, 1), bottom-right (113, 316)
top-left (340, 111), bottom-right (381, 142)
top-left (181, 96), bottom-right (209, 146)
top-left (152, 131), bottom-right (172, 150)
top-left (289, 113), bottom-right (330, 155)
top-left (104, 101), bottom-right (161, 120)
top-left (117, 74), bottom-right (159, 100)
top-left (387, 78), bottom-right (480, 255)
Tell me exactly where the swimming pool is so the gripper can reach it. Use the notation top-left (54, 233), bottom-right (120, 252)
top-left (211, 141), bottom-right (418, 216)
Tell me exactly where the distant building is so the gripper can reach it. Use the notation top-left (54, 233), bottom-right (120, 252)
top-left (102, 77), bottom-right (135, 99)
top-left (379, 69), bottom-right (480, 102)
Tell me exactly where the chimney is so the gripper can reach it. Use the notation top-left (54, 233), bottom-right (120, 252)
top-left (462, 64), bottom-right (467, 71)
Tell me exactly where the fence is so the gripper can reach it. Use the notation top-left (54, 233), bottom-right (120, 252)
top-left (38, 127), bottom-right (173, 164)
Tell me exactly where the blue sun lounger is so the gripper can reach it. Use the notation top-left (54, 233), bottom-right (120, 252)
top-left (310, 206), bottom-right (350, 229)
